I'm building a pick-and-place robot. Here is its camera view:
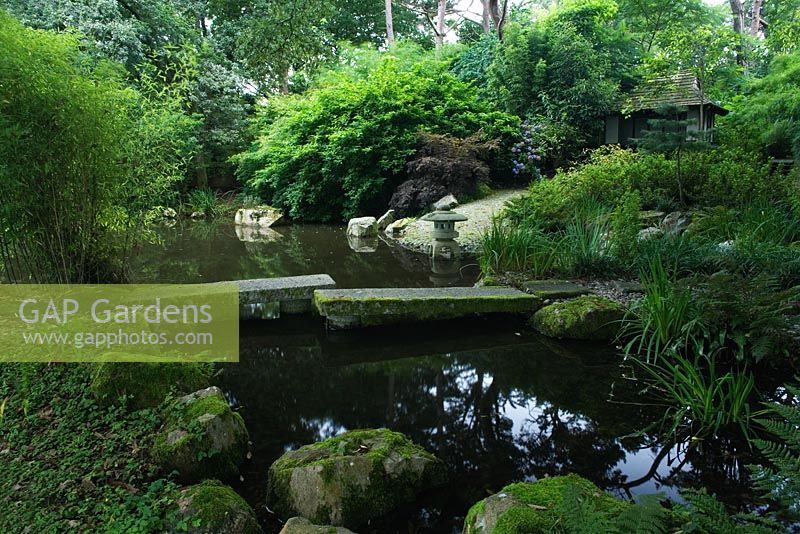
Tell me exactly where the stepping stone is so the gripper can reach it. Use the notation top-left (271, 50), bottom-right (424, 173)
top-left (314, 287), bottom-right (540, 329)
top-left (521, 280), bottom-right (590, 299)
top-left (612, 280), bottom-right (645, 294)
top-left (223, 274), bottom-right (337, 318)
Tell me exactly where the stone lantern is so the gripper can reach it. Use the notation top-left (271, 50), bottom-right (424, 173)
top-left (421, 208), bottom-right (467, 260)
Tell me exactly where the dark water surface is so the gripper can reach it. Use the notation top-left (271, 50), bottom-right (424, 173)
top-left (135, 221), bottom-right (755, 532)
top-left (133, 221), bottom-right (480, 287)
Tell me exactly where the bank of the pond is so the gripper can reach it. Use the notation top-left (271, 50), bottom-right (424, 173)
top-left (390, 189), bottom-right (527, 254)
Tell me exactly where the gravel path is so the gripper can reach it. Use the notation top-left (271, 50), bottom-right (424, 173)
top-left (391, 189), bottom-right (526, 254)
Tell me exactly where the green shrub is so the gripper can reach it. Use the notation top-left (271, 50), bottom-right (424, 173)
top-left (507, 145), bottom-right (788, 235)
top-left (235, 45), bottom-right (519, 222)
top-left (506, 146), bottom-right (675, 229)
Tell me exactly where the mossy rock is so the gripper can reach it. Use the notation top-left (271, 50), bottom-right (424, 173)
top-left (174, 479), bottom-right (262, 534)
top-left (90, 362), bottom-right (213, 410)
top-left (463, 475), bottom-right (629, 533)
top-left (529, 295), bottom-right (624, 340)
top-left (279, 517), bottom-right (356, 534)
top-left (153, 386), bottom-right (249, 482)
top-left (266, 428), bottom-right (446, 528)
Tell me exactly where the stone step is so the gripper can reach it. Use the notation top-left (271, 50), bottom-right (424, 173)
top-left (221, 274), bottom-right (337, 319)
top-left (521, 280), bottom-right (591, 299)
top-left (314, 287), bottom-right (540, 329)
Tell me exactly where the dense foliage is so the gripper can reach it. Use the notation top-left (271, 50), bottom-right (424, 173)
top-left (0, 12), bottom-right (197, 282)
top-left (722, 52), bottom-right (800, 161)
top-left (236, 46), bottom-right (518, 221)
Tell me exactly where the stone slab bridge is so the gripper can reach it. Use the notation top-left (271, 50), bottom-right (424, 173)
top-left (227, 275), bottom-right (540, 328)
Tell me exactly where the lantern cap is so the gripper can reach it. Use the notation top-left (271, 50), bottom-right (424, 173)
top-left (421, 210), bottom-right (468, 222)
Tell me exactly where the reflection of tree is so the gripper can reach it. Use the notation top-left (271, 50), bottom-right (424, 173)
top-left (516, 403), bottom-right (628, 490)
top-left (132, 220), bottom-right (453, 287)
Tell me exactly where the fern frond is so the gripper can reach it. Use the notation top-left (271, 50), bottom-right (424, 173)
top-left (614, 493), bottom-right (667, 534)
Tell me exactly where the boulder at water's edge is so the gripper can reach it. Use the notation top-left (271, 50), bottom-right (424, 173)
top-left (266, 428), bottom-right (445, 528)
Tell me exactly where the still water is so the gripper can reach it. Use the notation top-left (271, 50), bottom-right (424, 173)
top-left (134, 222), bottom-right (754, 532)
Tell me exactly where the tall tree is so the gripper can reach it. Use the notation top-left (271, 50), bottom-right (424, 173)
top-left (386, 0), bottom-right (395, 44)
top-left (617, 0), bottom-right (707, 53)
top-left (488, 0), bottom-right (509, 39)
top-left (436, 0), bottom-right (446, 52)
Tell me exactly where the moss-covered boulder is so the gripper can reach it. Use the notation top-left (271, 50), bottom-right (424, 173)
top-left (530, 295), bottom-right (624, 340)
top-left (463, 475), bottom-right (629, 533)
top-left (279, 517), bottom-right (355, 534)
top-left (267, 428), bottom-right (446, 528)
top-left (90, 362), bottom-right (213, 410)
top-left (153, 386), bottom-right (249, 482)
top-left (174, 480), bottom-right (262, 534)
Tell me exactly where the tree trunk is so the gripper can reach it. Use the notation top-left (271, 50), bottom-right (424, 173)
top-left (435, 0), bottom-right (446, 54)
top-left (750, 0), bottom-right (763, 36)
top-left (195, 152), bottom-right (208, 189)
top-left (481, 0), bottom-right (491, 34)
top-left (280, 67), bottom-right (290, 94)
top-left (488, 0), bottom-right (508, 40)
top-left (385, 0), bottom-right (395, 45)
top-left (729, 0), bottom-right (746, 65)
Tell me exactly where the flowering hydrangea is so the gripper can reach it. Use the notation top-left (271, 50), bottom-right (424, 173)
top-left (511, 121), bottom-right (543, 180)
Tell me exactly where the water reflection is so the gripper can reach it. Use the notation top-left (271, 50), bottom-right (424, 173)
top-left (133, 221), bottom-right (480, 288)
top-left (216, 317), bottom-right (755, 532)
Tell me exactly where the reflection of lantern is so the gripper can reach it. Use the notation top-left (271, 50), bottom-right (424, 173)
top-left (421, 209), bottom-right (468, 259)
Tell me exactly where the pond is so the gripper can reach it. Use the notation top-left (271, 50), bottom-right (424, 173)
top-left (134, 221), bottom-right (755, 533)
top-left (132, 221), bottom-right (481, 287)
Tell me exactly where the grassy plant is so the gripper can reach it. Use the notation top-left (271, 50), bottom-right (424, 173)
top-left (479, 218), bottom-right (559, 277)
top-left (632, 346), bottom-right (755, 439)
top-left (633, 233), bottom-right (715, 279)
top-left (621, 257), bottom-right (701, 364)
top-left (185, 188), bottom-right (228, 218)
top-left (559, 200), bottom-right (620, 277)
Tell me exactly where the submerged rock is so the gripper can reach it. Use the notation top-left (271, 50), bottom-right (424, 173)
top-left (153, 386), bottom-right (249, 482)
top-left (346, 216), bottom-right (378, 237)
top-left (376, 210), bottom-right (396, 231)
top-left (530, 295), bottom-right (625, 341)
top-left (463, 474), bottom-right (629, 533)
top-left (279, 517), bottom-right (355, 534)
top-left (174, 480), bottom-right (262, 534)
top-left (266, 428), bottom-right (445, 528)
top-left (235, 206), bottom-right (284, 227)
top-left (90, 362), bottom-right (213, 410)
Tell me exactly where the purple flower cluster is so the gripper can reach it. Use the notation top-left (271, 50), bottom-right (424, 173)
top-left (511, 121), bottom-right (542, 179)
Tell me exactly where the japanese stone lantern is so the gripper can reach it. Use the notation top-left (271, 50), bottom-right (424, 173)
top-left (421, 208), bottom-right (467, 259)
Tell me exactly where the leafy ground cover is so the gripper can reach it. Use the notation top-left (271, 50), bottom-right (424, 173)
top-left (0, 363), bottom-right (183, 533)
